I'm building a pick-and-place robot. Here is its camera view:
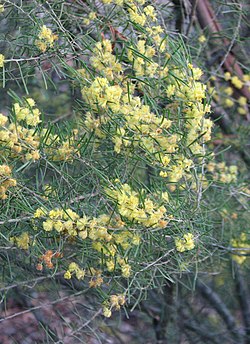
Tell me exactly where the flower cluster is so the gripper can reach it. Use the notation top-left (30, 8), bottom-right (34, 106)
top-left (128, 39), bottom-right (158, 77)
top-left (206, 161), bottom-right (237, 184)
top-left (34, 206), bottom-right (141, 279)
top-left (102, 0), bottom-right (124, 4)
top-left (44, 129), bottom-right (79, 162)
top-left (10, 232), bottom-right (30, 250)
top-left (64, 264), bottom-right (105, 288)
top-left (105, 1), bottom-right (166, 50)
top-left (0, 164), bottom-right (17, 200)
top-left (35, 25), bottom-right (58, 52)
top-left (80, 27), bottom-right (211, 187)
top-left (37, 208), bottom-right (81, 236)
top-left (208, 73), bottom-right (249, 116)
top-left (0, 54), bottom-right (4, 67)
top-left (166, 63), bottom-right (213, 155)
top-left (102, 294), bottom-right (126, 318)
top-left (107, 182), bottom-right (168, 228)
top-left (36, 250), bottom-right (62, 270)
top-left (14, 98), bottom-right (41, 126)
top-left (0, 0), bottom-right (221, 319)
top-left (175, 233), bottom-right (195, 252)
top-left (198, 35), bottom-right (206, 43)
top-left (231, 233), bottom-right (250, 265)
top-left (224, 72), bottom-right (245, 89)
top-left (0, 98), bottom-right (80, 164)
top-left (83, 11), bottom-right (96, 26)
top-left (82, 77), bottom-right (123, 112)
top-left (64, 262), bottom-right (85, 280)
top-left (0, 99), bottom-right (41, 161)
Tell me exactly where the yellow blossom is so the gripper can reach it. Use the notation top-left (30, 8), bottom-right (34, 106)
top-left (79, 230), bottom-right (88, 239)
top-left (224, 87), bottom-right (233, 96)
top-left (231, 76), bottom-right (243, 89)
top-left (54, 221), bottom-right (64, 232)
top-left (89, 12), bottom-right (96, 20)
top-left (224, 72), bottom-right (231, 81)
top-left (26, 98), bottom-right (36, 107)
top-left (83, 18), bottom-right (90, 25)
top-left (34, 207), bottom-right (47, 218)
top-left (43, 219), bottom-right (54, 232)
top-left (175, 233), bottom-right (195, 252)
top-left (64, 271), bottom-right (72, 279)
top-left (224, 99), bottom-right (234, 108)
top-left (0, 113), bottom-right (7, 126)
top-left (106, 260), bottom-right (115, 271)
top-left (15, 232), bottom-right (30, 250)
top-left (231, 233), bottom-right (250, 265)
top-left (76, 269), bottom-right (85, 280)
top-left (0, 54), bottom-right (5, 67)
top-left (198, 35), bottom-right (206, 43)
top-left (238, 107), bottom-right (247, 115)
top-left (68, 262), bottom-right (78, 272)
top-left (144, 5), bottom-right (157, 21)
top-left (36, 25), bottom-right (58, 52)
top-left (128, 5), bottom-right (146, 26)
top-left (103, 307), bottom-right (112, 318)
top-left (243, 74), bottom-right (250, 82)
top-left (238, 96), bottom-right (247, 106)
top-left (121, 264), bottom-right (131, 278)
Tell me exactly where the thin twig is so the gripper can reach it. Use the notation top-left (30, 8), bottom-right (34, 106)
top-left (0, 290), bottom-right (86, 323)
top-left (186, 0), bottom-right (199, 38)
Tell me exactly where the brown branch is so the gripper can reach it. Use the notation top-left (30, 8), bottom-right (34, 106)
top-left (177, 296), bottom-right (221, 344)
top-left (234, 263), bottom-right (250, 344)
top-left (185, 0), bottom-right (198, 38)
top-left (196, 279), bottom-right (244, 342)
top-left (183, 318), bottom-right (221, 343)
top-left (193, 0), bottom-right (250, 101)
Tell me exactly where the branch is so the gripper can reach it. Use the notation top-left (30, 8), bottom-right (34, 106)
top-left (234, 263), bottom-right (250, 343)
top-left (153, 283), bottom-right (174, 343)
top-left (15, 287), bottom-right (60, 342)
top-left (193, 0), bottom-right (250, 101)
top-left (196, 279), bottom-right (244, 342)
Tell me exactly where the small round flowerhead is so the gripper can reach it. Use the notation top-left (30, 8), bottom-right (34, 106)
top-left (103, 307), bottom-right (112, 318)
top-left (64, 271), bottom-right (72, 279)
top-left (36, 263), bottom-right (43, 271)
top-left (198, 35), bottom-right (206, 43)
top-left (0, 54), bottom-right (5, 67)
